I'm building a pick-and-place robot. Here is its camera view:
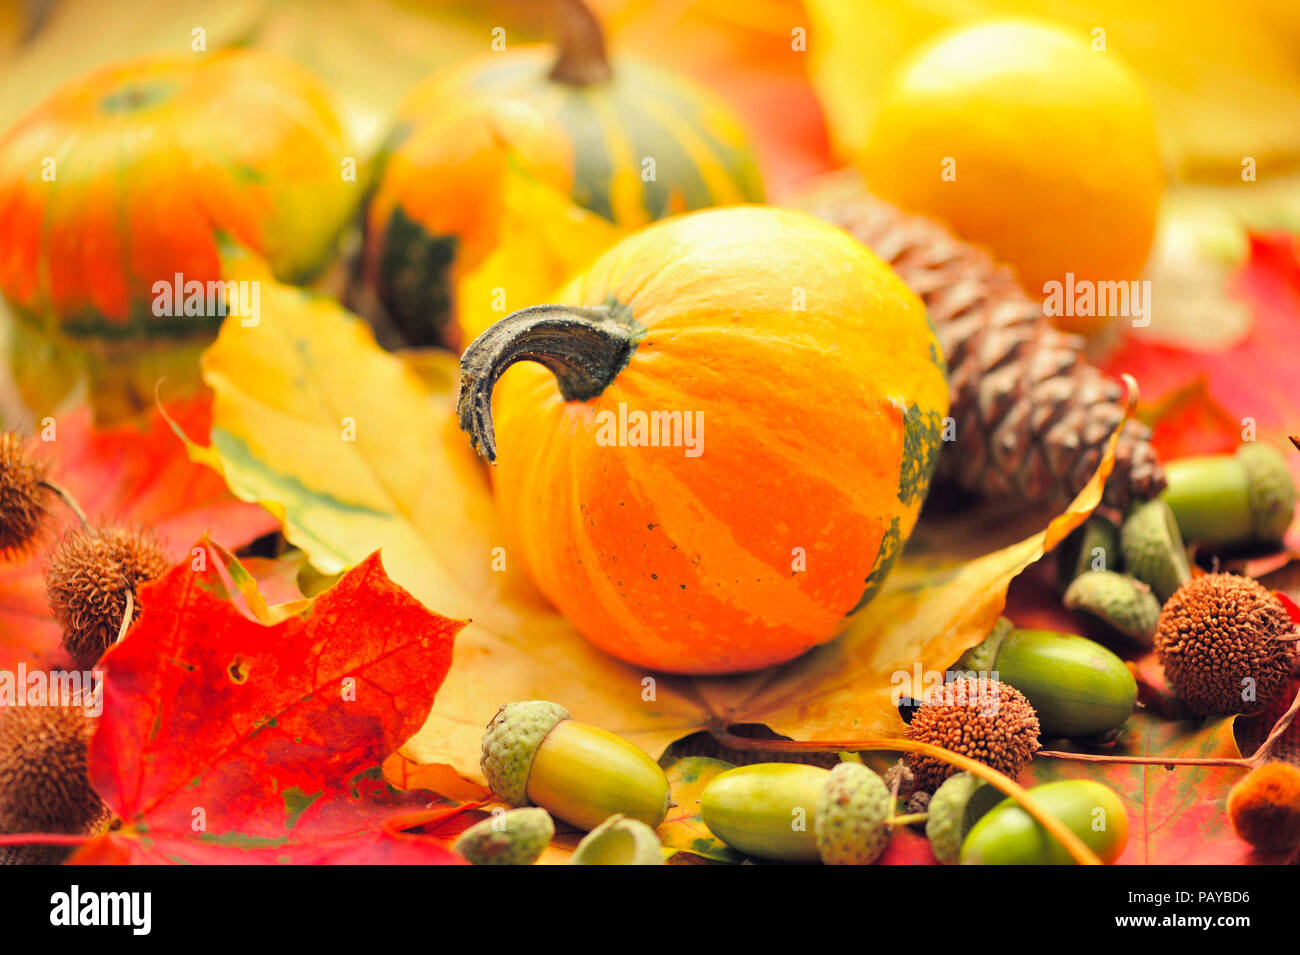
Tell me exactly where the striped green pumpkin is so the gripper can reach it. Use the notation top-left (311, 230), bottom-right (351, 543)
top-left (364, 7), bottom-right (764, 348)
top-left (443, 51), bottom-right (767, 225)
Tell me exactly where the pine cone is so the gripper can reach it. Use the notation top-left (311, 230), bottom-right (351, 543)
top-left (793, 171), bottom-right (1164, 511)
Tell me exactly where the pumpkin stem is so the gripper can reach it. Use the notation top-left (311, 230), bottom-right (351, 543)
top-left (458, 302), bottom-right (641, 462)
top-left (549, 0), bottom-right (613, 86)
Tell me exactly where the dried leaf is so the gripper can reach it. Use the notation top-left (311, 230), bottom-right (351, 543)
top-left (1024, 712), bottom-right (1277, 864)
top-left (659, 757), bottom-right (743, 864)
top-left (186, 259), bottom-right (1123, 786)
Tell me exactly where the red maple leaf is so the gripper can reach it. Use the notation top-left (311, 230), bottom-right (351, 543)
top-left (0, 396), bottom-right (276, 673)
top-left (57, 541), bottom-right (468, 864)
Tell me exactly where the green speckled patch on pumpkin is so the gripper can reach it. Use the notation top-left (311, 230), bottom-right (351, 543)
top-left (847, 515), bottom-right (902, 616)
top-left (99, 80), bottom-right (176, 114)
top-left (898, 402), bottom-right (943, 508)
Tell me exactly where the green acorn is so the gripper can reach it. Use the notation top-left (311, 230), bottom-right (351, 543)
top-left (453, 807), bottom-right (554, 865)
top-left (956, 626), bottom-right (1137, 738)
top-left (1162, 442), bottom-right (1296, 548)
top-left (961, 780), bottom-right (1129, 865)
top-left (700, 761), bottom-right (896, 864)
top-left (480, 701), bottom-right (671, 831)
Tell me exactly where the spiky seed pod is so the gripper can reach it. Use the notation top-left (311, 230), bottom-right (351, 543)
top-left (793, 172), bottom-right (1163, 510)
top-left (0, 432), bottom-right (52, 557)
top-left (1154, 573), bottom-right (1297, 716)
top-left (0, 700), bottom-right (108, 865)
top-left (45, 524), bottom-right (170, 670)
top-left (903, 677), bottom-right (1041, 792)
top-left (1226, 762), bottom-right (1300, 854)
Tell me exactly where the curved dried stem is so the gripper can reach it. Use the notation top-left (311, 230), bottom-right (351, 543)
top-left (457, 302), bottom-right (640, 461)
top-left (39, 479), bottom-right (89, 529)
top-left (115, 587), bottom-right (134, 646)
top-left (549, 0), bottom-right (613, 85)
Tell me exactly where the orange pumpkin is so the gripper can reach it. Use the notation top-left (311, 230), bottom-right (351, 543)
top-left (0, 49), bottom-right (356, 340)
top-left (365, 0), bottom-right (764, 348)
top-left (458, 206), bottom-right (950, 674)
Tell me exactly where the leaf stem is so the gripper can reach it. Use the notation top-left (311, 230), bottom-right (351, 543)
top-left (1037, 750), bottom-right (1247, 768)
top-left (115, 588), bottom-right (134, 646)
top-left (1044, 682), bottom-right (1300, 770)
top-left (889, 812), bottom-right (927, 827)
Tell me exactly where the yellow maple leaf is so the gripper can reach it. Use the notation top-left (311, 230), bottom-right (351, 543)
top-left (181, 251), bottom-right (1121, 785)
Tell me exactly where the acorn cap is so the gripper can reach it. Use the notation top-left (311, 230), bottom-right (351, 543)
top-left (569, 813), bottom-right (665, 865)
top-left (1238, 443), bottom-right (1297, 542)
top-left (904, 677), bottom-right (1041, 792)
top-left (1154, 573), bottom-right (1296, 716)
top-left (0, 700), bottom-right (109, 863)
top-left (955, 617), bottom-right (1012, 674)
top-left (480, 700), bottom-right (571, 806)
top-left (453, 807), bottom-right (554, 865)
top-left (1120, 498), bottom-right (1190, 602)
top-left (815, 762), bottom-right (893, 865)
top-left (1063, 570), bottom-right (1160, 645)
top-left (0, 432), bottom-right (51, 557)
top-left (45, 524), bottom-right (170, 670)
top-left (924, 772), bottom-right (1002, 864)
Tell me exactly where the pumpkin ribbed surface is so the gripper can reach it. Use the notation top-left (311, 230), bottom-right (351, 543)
top-left (485, 206), bottom-right (948, 674)
top-left (364, 47), bottom-right (764, 345)
top-left (0, 49), bottom-right (355, 339)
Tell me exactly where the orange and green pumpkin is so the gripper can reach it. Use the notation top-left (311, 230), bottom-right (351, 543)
top-left (0, 49), bottom-right (356, 340)
top-left (365, 0), bottom-right (764, 349)
top-left (457, 206), bottom-right (949, 675)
